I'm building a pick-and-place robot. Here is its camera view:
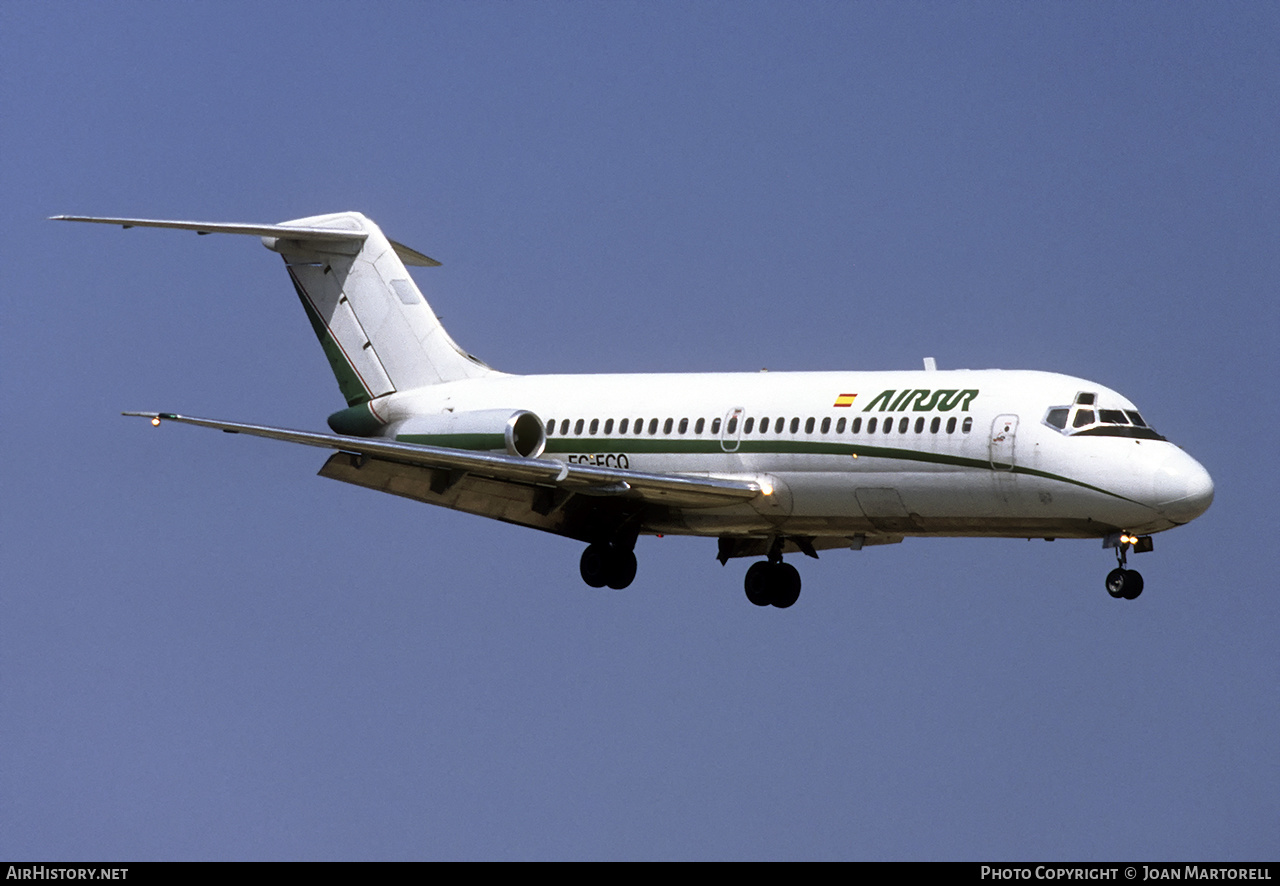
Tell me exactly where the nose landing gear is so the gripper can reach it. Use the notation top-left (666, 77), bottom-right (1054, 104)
top-left (1105, 566), bottom-right (1144, 600)
top-left (1104, 532), bottom-right (1150, 600)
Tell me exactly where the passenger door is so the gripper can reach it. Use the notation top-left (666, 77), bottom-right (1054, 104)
top-left (720, 407), bottom-right (745, 452)
top-left (989, 415), bottom-right (1018, 470)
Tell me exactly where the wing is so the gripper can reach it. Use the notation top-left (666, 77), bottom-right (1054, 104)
top-left (126, 412), bottom-right (763, 540)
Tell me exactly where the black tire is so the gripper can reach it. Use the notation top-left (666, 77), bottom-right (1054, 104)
top-left (772, 562), bottom-right (801, 609)
top-left (1105, 567), bottom-right (1128, 599)
top-left (744, 561), bottom-right (773, 606)
top-left (605, 548), bottom-right (638, 590)
top-left (580, 544), bottom-right (609, 588)
top-left (1121, 569), bottom-right (1144, 600)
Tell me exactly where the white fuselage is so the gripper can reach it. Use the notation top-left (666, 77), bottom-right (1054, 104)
top-left (58, 211), bottom-right (1213, 579)
top-left (371, 368), bottom-right (1214, 543)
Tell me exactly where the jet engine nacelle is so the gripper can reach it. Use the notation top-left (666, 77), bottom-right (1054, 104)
top-left (390, 409), bottom-right (547, 458)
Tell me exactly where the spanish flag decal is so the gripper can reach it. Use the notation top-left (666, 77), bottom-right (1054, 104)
top-left (833, 393), bottom-right (857, 408)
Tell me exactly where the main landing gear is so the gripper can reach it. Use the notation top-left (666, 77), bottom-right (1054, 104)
top-left (744, 559), bottom-right (802, 608)
top-left (743, 537), bottom-right (803, 608)
top-left (1104, 533), bottom-right (1149, 600)
top-left (579, 542), bottom-right (638, 590)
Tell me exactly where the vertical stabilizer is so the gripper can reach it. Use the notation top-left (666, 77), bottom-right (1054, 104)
top-left (267, 212), bottom-right (500, 405)
top-left (53, 211), bottom-right (500, 406)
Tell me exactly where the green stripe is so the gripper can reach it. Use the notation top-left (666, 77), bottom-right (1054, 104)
top-left (390, 430), bottom-right (1142, 508)
top-left (542, 436), bottom-right (1142, 505)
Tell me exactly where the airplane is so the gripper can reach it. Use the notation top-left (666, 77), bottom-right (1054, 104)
top-left (54, 211), bottom-right (1215, 608)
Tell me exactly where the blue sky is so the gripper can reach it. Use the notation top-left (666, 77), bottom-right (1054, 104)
top-left (3, 1), bottom-right (1276, 860)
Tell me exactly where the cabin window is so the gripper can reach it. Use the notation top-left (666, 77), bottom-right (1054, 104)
top-left (558, 419), bottom-right (568, 435)
top-left (678, 417), bottom-right (688, 434)
top-left (744, 417), bottom-right (755, 434)
top-left (663, 418), bottom-right (673, 435)
top-left (884, 419), bottom-right (894, 434)
top-left (604, 418), bottom-right (614, 435)
top-left (946, 417), bottom-right (957, 434)
top-left (574, 419), bottom-right (584, 435)
top-left (695, 418), bottom-right (705, 434)
top-left (589, 418), bottom-right (599, 435)
top-left (790, 417), bottom-right (800, 434)
top-left (852, 418), bottom-right (862, 434)
top-left (712, 418), bottom-right (722, 434)
top-left (805, 417), bottom-right (815, 434)
top-left (546, 419), bottom-right (556, 435)
top-left (914, 417), bottom-right (924, 433)
top-left (727, 417), bottom-right (737, 434)
top-left (649, 418), bottom-right (659, 435)
top-left (930, 417), bottom-right (940, 433)
top-left (620, 418), bottom-right (630, 435)
top-left (962, 417), bottom-right (973, 433)
top-left (759, 416), bottom-right (768, 434)
top-left (820, 417), bottom-right (831, 434)
top-left (868, 418), bottom-right (878, 433)
top-left (836, 417), bottom-right (846, 433)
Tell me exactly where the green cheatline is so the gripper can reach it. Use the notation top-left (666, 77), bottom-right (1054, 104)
top-left (392, 432), bottom-right (1142, 506)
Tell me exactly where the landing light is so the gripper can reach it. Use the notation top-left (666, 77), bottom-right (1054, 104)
top-left (760, 481), bottom-right (774, 496)
top-left (151, 417), bottom-right (161, 427)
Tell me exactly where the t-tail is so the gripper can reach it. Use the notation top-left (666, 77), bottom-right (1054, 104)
top-left (52, 211), bottom-right (500, 431)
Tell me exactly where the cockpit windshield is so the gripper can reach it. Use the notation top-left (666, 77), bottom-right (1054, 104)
top-left (1043, 393), bottom-right (1165, 440)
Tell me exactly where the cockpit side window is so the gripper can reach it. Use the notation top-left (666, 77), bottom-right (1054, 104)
top-left (1046, 408), bottom-right (1069, 430)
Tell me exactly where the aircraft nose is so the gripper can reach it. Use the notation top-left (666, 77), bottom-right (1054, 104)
top-left (1153, 448), bottom-right (1214, 524)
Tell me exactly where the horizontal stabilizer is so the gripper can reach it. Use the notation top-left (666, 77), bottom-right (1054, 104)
top-left (51, 215), bottom-right (440, 266)
top-left (51, 215), bottom-right (369, 242)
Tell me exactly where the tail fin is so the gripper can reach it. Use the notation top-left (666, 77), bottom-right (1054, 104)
top-left (53, 211), bottom-right (501, 406)
top-left (271, 212), bottom-right (499, 405)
